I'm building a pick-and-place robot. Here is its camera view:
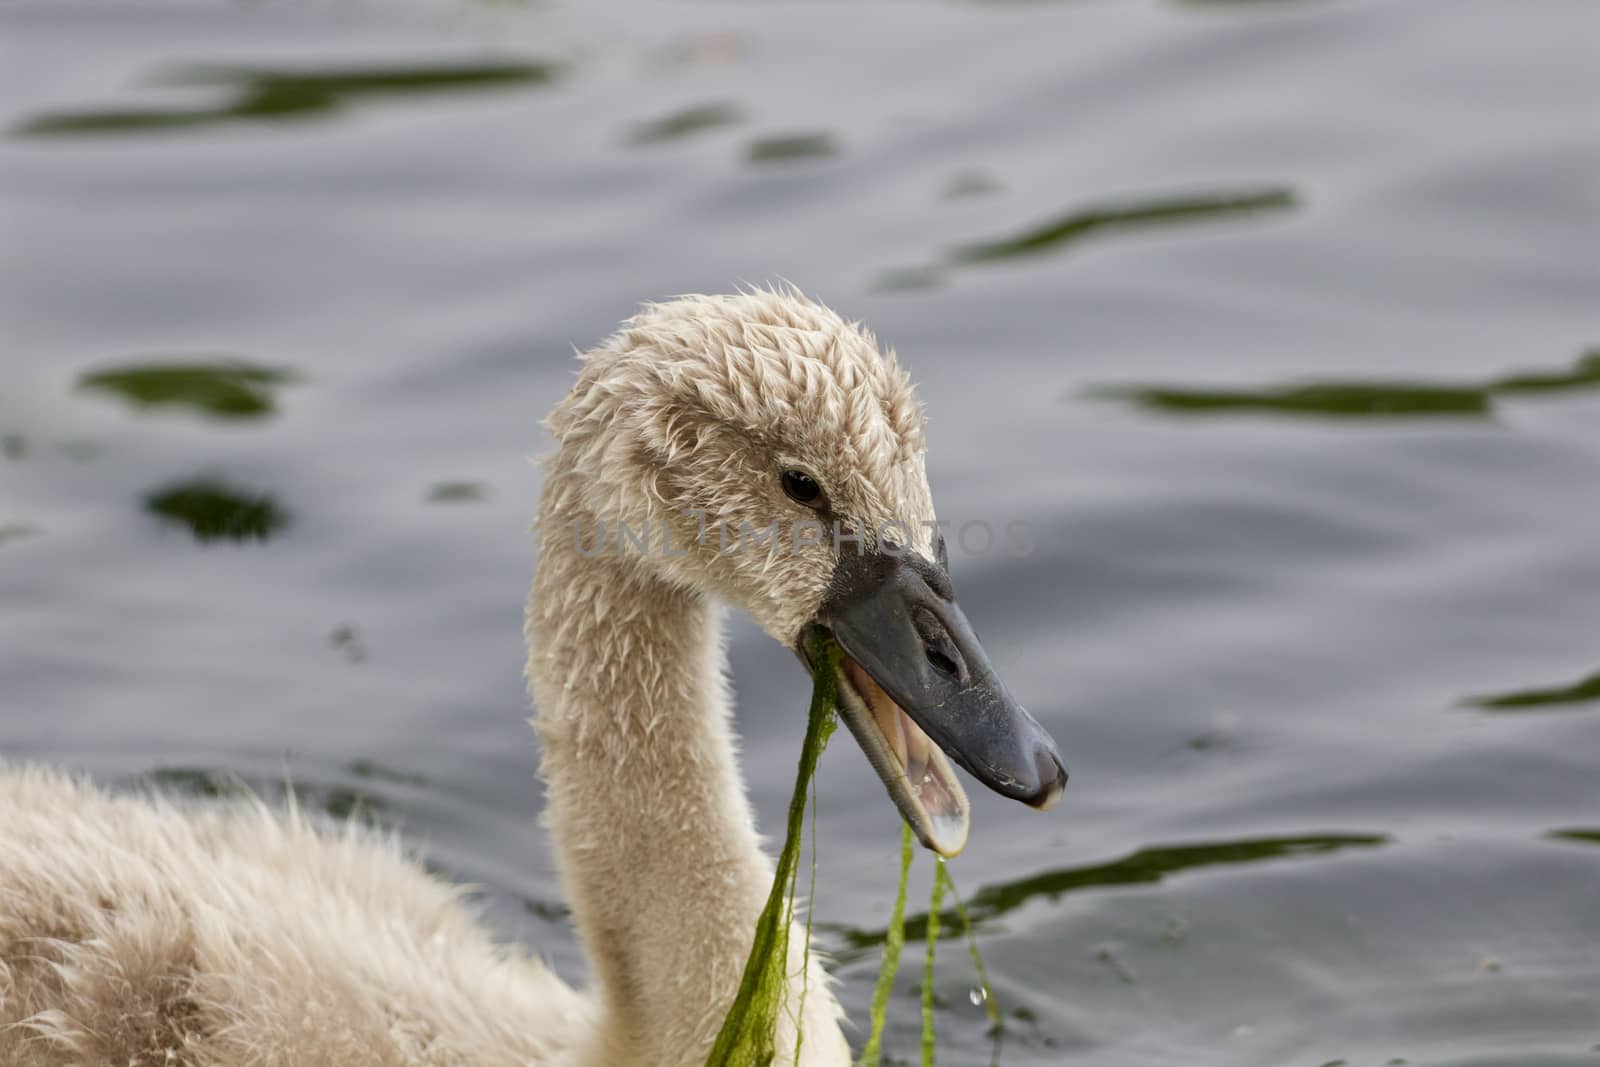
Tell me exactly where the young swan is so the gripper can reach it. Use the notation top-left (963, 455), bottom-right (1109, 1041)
top-left (0, 290), bottom-right (1065, 1067)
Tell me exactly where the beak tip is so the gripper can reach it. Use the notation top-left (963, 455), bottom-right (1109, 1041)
top-left (1028, 749), bottom-right (1068, 811)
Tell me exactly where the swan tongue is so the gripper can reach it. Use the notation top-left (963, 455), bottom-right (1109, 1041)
top-left (836, 653), bottom-right (970, 857)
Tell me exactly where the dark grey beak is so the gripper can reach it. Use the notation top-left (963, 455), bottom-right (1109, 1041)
top-left (802, 546), bottom-right (1067, 855)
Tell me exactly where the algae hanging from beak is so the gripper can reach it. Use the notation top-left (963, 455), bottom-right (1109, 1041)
top-left (857, 824), bottom-right (914, 1067)
top-left (703, 632), bottom-right (999, 1067)
top-left (703, 635), bottom-right (840, 1067)
top-left (861, 839), bottom-right (998, 1067)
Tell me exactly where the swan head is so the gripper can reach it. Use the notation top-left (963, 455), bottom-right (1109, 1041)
top-left (547, 288), bottom-right (1066, 856)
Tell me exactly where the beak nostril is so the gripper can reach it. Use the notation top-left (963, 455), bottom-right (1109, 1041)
top-left (926, 647), bottom-right (960, 678)
top-left (912, 605), bottom-right (968, 683)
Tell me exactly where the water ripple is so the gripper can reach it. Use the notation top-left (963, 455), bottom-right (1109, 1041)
top-left (827, 832), bottom-right (1388, 960)
top-left (14, 60), bottom-right (563, 138)
top-left (1093, 348), bottom-right (1600, 421)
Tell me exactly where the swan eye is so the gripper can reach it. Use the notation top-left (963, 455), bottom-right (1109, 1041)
top-left (780, 469), bottom-right (824, 508)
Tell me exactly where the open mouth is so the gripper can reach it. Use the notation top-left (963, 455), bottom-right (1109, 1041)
top-left (804, 547), bottom-right (1067, 858)
top-left (833, 651), bottom-right (971, 857)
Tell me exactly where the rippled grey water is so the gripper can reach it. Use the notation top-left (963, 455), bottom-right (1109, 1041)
top-left (3, 1), bottom-right (1598, 1064)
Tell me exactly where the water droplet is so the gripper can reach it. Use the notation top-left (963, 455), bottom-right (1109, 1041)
top-left (968, 987), bottom-right (987, 1006)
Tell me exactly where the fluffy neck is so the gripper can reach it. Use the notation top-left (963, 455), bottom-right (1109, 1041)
top-left (526, 499), bottom-right (846, 1067)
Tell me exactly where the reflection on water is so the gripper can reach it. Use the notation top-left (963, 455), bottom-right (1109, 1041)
top-left (942, 171), bottom-right (1001, 200)
top-left (951, 188), bottom-right (1296, 264)
top-left (871, 266), bottom-right (945, 292)
top-left (6, 4), bottom-right (1598, 1064)
top-left (59, 441), bottom-right (103, 463)
top-left (524, 896), bottom-right (573, 922)
top-left (321, 787), bottom-right (387, 820)
top-left (78, 360), bottom-right (296, 421)
top-left (875, 187), bottom-right (1296, 289)
top-left (1097, 381), bottom-right (1491, 419)
top-left (329, 623), bottom-right (368, 663)
top-left (1175, 0), bottom-right (1322, 7)
top-left (1096, 349), bottom-right (1600, 421)
top-left (746, 132), bottom-right (838, 163)
top-left (347, 759), bottom-right (427, 787)
top-left (427, 481), bottom-right (490, 503)
top-left (1490, 349), bottom-right (1600, 394)
top-left (140, 766), bottom-right (389, 821)
top-left (14, 61), bottom-right (562, 137)
top-left (144, 478), bottom-right (290, 543)
top-left (627, 102), bottom-right (743, 146)
top-left (143, 765), bottom-right (247, 799)
top-left (1466, 669), bottom-right (1600, 712)
top-left (829, 833), bottom-right (1387, 960)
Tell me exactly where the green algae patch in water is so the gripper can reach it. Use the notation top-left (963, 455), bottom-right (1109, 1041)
top-left (144, 478), bottom-right (290, 543)
top-left (1489, 348), bottom-right (1600, 394)
top-left (1092, 381), bottom-right (1493, 419)
top-left (829, 832), bottom-right (1389, 959)
top-left (745, 133), bottom-right (839, 164)
top-left (0, 524), bottom-right (39, 547)
top-left (628, 102), bottom-right (744, 146)
top-left (78, 360), bottom-right (297, 420)
top-left (426, 481), bottom-right (491, 504)
top-left (704, 633), bottom-right (840, 1067)
top-left (17, 61), bottom-right (562, 137)
top-left (1465, 668), bottom-right (1600, 712)
top-left (949, 188), bottom-right (1296, 265)
top-left (1091, 349), bottom-right (1600, 423)
top-left (875, 186), bottom-right (1294, 292)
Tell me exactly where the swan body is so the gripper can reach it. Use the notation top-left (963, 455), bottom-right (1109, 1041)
top-left (0, 765), bottom-right (592, 1065)
top-left (0, 289), bottom-right (1065, 1066)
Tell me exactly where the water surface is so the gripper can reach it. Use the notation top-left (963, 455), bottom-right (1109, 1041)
top-left (3, 1), bottom-right (1598, 1064)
